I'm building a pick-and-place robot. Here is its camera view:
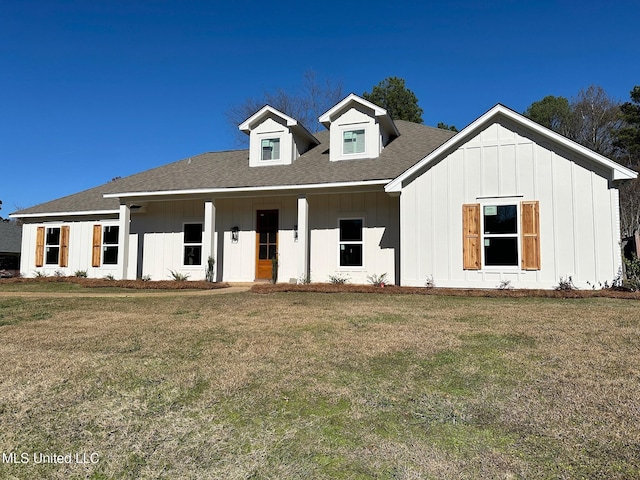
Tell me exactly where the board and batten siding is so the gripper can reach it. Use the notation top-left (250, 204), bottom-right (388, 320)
top-left (213, 196), bottom-right (298, 283)
top-left (20, 217), bottom-right (124, 278)
top-left (400, 120), bottom-right (622, 289)
top-left (308, 191), bottom-right (399, 284)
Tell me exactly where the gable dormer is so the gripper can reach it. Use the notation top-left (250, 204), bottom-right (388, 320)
top-left (319, 93), bottom-right (400, 162)
top-left (239, 106), bottom-right (319, 167)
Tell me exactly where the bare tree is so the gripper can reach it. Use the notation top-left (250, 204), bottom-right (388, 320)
top-left (226, 70), bottom-right (343, 145)
top-left (570, 85), bottom-right (623, 158)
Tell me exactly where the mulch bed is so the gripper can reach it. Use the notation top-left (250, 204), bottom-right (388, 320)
top-left (250, 283), bottom-right (640, 299)
top-left (0, 277), bottom-right (229, 290)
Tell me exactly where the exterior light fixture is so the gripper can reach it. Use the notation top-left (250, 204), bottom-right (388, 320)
top-left (294, 224), bottom-right (298, 242)
top-left (231, 226), bottom-right (239, 243)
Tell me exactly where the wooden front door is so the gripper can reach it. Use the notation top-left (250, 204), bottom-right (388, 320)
top-left (255, 210), bottom-right (278, 280)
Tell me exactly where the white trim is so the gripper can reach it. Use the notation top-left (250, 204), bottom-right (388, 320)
top-left (183, 221), bottom-right (204, 267)
top-left (342, 128), bottom-right (366, 156)
top-left (480, 202), bottom-right (520, 269)
top-left (240, 105), bottom-right (298, 132)
top-left (103, 180), bottom-right (391, 199)
top-left (319, 93), bottom-right (400, 138)
top-left (337, 216), bottom-right (365, 270)
top-left (44, 226), bottom-right (62, 266)
top-left (101, 223), bottom-right (120, 266)
top-left (386, 104), bottom-right (638, 193)
top-left (11, 209), bottom-right (119, 219)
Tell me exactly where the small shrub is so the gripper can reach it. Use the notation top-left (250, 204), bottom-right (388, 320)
top-left (74, 270), bottom-right (88, 278)
top-left (425, 275), bottom-right (435, 288)
top-left (141, 275), bottom-right (152, 282)
top-left (53, 270), bottom-right (65, 278)
top-left (623, 254), bottom-right (640, 291)
top-left (328, 273), bottom-right (350, 285)
top-left (33, 270), bottom-right (47, 278)
top-left (497, 279), bottom-right (513, 290)
top-left (169, 270), bottom-right (190, 282)
top-left (205, 256), bottom-right (215, 282)
top-left (555, 275), bottom-right (576, 291)
top-left (367, 273), bottom-right (388, 287)
top-left (297, 272), bottom-right (311, 285)
top-left (103, 274), bottom-right (115, 281)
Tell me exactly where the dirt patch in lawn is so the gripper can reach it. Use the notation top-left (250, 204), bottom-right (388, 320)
top-left (251, 282), bottom-right (640, 299)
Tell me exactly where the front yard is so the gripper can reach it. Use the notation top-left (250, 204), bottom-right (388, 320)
top-left (0, 290), bottom-right (638, 478)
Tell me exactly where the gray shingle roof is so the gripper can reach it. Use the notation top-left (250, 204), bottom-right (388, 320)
top-left (15, 121), bottom-right (456, 216)
top-left (0, 221), bottom-right (22, 253)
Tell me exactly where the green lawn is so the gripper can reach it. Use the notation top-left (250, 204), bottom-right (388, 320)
top-left (0, 292), bottom-right (638, 479)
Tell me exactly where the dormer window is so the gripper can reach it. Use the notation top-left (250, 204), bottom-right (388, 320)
top-left (319, 94), bottom-right (399, 162)
top-left (261, 138), bottom-right (280, 161)
top-left (343, 129), bottom-right (365, 155)
top-left (239, 105), bottom-right (319, 168)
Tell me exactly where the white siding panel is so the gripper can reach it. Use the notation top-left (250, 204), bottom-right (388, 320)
top-left (309, 191), bottom-right (398, 284)
top-left (399, 119), bottom-right (623, 289)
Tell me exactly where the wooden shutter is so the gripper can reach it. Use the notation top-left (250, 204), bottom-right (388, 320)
top-left (92, 225), bottom-right (102, 267)
top-left (59, 226), bottom-right (70, 267)
top-left (463, 204), bottom-right (481, 270)
top-left (35, 226), bottom-right (45, 267)
top-left (521, 201), bottom-right (540, 270)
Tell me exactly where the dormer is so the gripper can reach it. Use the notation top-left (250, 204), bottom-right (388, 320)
top-left (319, 93), bottom-right (400, 162)
top-left (239, 105), bottom-right (319, 167)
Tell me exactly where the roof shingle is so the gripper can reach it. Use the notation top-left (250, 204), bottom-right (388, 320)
top-left (15, 121), bottom-right (455, 215)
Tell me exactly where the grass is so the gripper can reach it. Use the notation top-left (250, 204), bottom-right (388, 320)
top-left (0, 292), bottom-right (638, 478)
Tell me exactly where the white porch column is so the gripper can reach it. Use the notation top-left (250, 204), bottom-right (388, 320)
top-left (203, 199), bottom-right (217, 281)
top-left (117, 203), bottom-right (131, 280)
top-left (297, 195), bottom-right (309, 281)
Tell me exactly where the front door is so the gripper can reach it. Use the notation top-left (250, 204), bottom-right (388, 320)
top-left (255, 210), bottom-right (278, 280)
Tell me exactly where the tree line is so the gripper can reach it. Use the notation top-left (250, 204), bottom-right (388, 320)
top-left (523, 85), bottom-right (640, 236)
top-left (228, 75), bottom-right (640, 236)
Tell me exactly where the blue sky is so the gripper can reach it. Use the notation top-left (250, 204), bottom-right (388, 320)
top-left (1, 0), bottom-right (639, 214)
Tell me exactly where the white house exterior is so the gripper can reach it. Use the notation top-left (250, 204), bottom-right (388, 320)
top-left (12, 96), bottom-right (637, 289)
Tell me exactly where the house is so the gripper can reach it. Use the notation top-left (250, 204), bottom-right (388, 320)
top-left (11, 94), bottom-right (638, 288)
top-left (0, 220), bottom-right (22, 276)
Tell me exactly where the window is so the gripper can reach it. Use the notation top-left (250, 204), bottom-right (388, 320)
top-left (343, 129), bottom-right (365, 155)
top-left (483, 205), bottom-right (518, 266)
top-left (339, 218), bottom-right (363, 267)
top-left (102, 226), bottom-right (119, 265)
top-left (45, 227), bottom-right (60, 265)
top-left (463, 201), bottom-right (540, 270)
top-left (261, 138), bottom-right (280, 161)
top-left (184, 223), bottom-right (203, 265)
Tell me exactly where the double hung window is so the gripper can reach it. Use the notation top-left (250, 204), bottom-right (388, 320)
top-left (45, 227), bottom-right (61, 265)
top-left (339, 218), bottom-right (363, 267)
top-left (184, 223), bottom-right (203, 266)
top-left (102, 226), bottom-right (119, 265)
top-left (463, 201), bottom-right (540, 270)
top-left (483, 205), bottom-right (518, 266)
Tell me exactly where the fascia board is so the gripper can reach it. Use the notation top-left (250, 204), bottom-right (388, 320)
top-left (319, 93), bottom-right (387, 127)
top-left (103, 179), bottom-right (392, 199)
top-left (11, 209), bottom-right (120, 219)
top-left (386, 104), bottom-right (637, 192)
top-left (238, 105), bottom-right (298, 132)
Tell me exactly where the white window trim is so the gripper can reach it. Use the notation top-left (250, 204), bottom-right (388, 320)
top-left (255, 132), bottom-right (285, 166)
top-left (337, 217), bottom-right (365, 270)
top-left (480, 202), bottom-right (520, 270)
top-left (44, 226), bottom-right (61, 266)
top-left (101, 223), bottom-right (120, 267)
top-left (341, 128), bottom-right (366, 157)
top-left (260, 137), bottom-right (281, 161)
top-left (183, 222), bottom-right (204, 267)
